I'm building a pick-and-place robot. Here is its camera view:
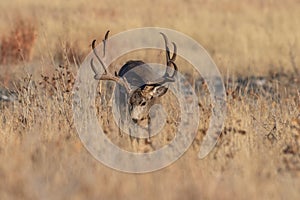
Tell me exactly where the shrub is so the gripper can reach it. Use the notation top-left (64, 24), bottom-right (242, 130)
top-left (0, 18), bottom-right (37, 64)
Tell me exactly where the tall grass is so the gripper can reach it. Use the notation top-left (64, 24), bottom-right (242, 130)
top-left (0, 0), bottom-right (299, 199)
top-left (0, 0), bottom-right (299, 75)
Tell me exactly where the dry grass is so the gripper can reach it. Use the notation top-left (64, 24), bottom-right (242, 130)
top-left (1, 0), bottom-right (300, 74)
top-left (0, 0), bottom-right (300, 199)
top-left (0, 18), bottom-right (36, 65)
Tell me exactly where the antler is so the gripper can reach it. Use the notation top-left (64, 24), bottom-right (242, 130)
top-left (146, 32), bottom-right (178, 85)
top-left (90, 30), bottom-right (132, 93)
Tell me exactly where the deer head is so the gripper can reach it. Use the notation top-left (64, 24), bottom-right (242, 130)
top-left (90, 31), bottom-right (177, 122)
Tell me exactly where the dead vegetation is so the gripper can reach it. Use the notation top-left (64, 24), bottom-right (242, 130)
top-left (0, 0), bottom-right (300, 199)
top-left (0, 18), bottom-right (36, 65)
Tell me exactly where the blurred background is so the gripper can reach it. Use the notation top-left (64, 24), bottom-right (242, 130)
top-left (0, 0), bottom-right (299, 82)
top-left (0, 0), bottom-right (300, 200)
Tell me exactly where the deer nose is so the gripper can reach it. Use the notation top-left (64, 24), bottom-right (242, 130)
top-left (132, 118), bottom-right (138, 123)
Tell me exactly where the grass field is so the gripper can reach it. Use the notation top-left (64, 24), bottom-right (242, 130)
top-left (0, 0), bottom-right (300, 199)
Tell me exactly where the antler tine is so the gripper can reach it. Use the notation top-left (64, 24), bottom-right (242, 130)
top-left (170, 42), bottom-right (177, 62)
top-left (145, 61), bottom-right (178, 85)
top-left (167, 60), bottom-right (178, 79)
top-left (90, 30), bottom-right (132, 94)
top-left (104, 30), bottom-right (110, 40)
top-left (102, 30), bottom-right (110, 57)
top-left (91, 30), bottom-right (110, 74)
top-left (91, 56), bottom-right (132, 93)
top-left (160, 32), bottom-right (170, 62)
top-left (90, 58), bottom-right (101, 80)
top-left (91, 39), bottom-right (107, 74)
top-left (165, 42), bottom-right (178, 79)
top-left (153, 32), bottom-right (178, 84)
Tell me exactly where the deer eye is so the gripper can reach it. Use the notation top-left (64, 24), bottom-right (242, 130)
top-left (141, 102), bottom-right (146, 106)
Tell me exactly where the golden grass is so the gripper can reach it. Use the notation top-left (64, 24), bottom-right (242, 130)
top-left (0, 0), bottom-right (300, 199)
top-left (1, 0), bottom-right (299, 74)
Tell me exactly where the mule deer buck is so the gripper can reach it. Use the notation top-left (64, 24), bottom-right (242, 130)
top-left (90, 31), bottom-right (177, 141)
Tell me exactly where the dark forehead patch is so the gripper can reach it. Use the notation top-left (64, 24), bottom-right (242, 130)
top-left (129, 90), bottom-right (144, 105)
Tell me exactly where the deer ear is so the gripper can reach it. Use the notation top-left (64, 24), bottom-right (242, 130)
top-left (142, 85), bottom-right (168, 98)
top-left (152, 85), bottom-right (168, 97)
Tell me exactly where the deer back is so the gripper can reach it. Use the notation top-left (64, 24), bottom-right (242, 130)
top-left (118, 60), bottom-right (160, 89)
